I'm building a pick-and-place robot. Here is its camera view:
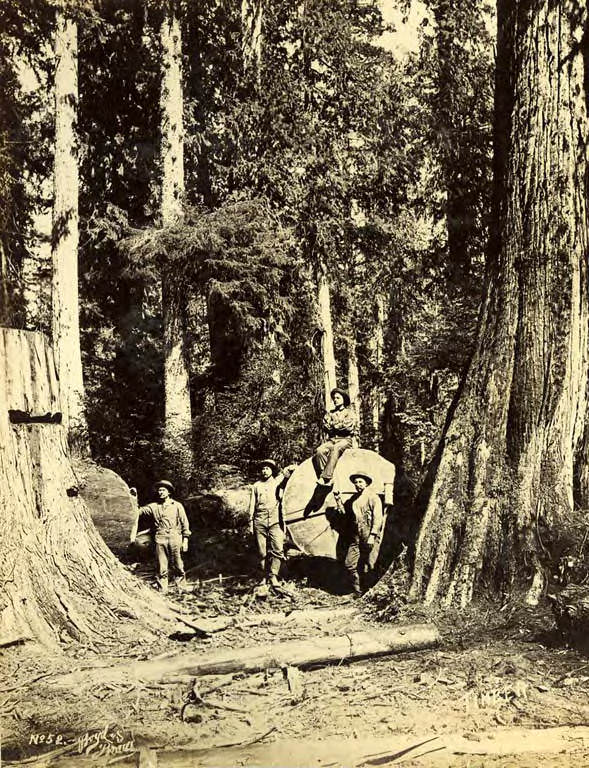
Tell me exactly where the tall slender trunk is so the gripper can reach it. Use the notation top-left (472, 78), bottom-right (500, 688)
top-left (369, 293), bottom-right (384, 449)
top-left (317, 264), bottom-right (336, 406)
top-left (51, 10), bottom-right (88, 454)
top-left (161, 2), bottom-right (192, 481)
top-left (407, 0), bottom-right (589, 607)
top-left (347, 339), bottom-right (360, 431)
top-left (241, 0), bottom-right (263, 78)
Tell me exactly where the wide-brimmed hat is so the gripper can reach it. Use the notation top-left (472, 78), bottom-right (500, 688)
top-left (330, 388), bottom-right (350, 406)
top-left (258, 459), bottom-right (278, 474)
top-left (350, 472), bottom-right (372, 486)
top-left (154, 479), bottom-right (175, 494)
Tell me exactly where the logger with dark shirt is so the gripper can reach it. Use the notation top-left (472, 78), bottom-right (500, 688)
top-left (334, 472), bottom-right (383, 596)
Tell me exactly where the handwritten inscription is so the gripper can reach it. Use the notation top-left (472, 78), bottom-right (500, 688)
top-left (28, 726), bottom-right (135, 759)
top-left (29, 733), bottom-right (65, 746)
top-left (76, 726), bottom-right (135, 758)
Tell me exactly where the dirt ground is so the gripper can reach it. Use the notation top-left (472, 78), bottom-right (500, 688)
top-left (2, 531), bottom-right (589, 768)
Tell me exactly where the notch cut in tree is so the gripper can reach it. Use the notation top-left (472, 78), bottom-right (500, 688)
top-left (51, 9), bottom-right (88, 455)
top-left (0, 328), bottom-right (170, 647)
top-left (160, 2), bottom-right (192, 481)
top-left (407, 1), bottom-right (589, 607)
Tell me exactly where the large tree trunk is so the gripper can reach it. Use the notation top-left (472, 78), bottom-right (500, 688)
top-left (0, 328), bottom-right (169, 646)
top-left (160, 2), bottom-right (192, 482)
top-left (409, 1), bottom-right (589, 607)
top-left (318, 264), bottom-right (337, 407)
top-left (51, 11), bottom-right (88, 454)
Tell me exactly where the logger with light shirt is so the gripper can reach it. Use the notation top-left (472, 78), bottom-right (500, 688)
top-left (249, 459), bottom-right (297, 589)
top-left (130, 480), bottom-right (190, 594)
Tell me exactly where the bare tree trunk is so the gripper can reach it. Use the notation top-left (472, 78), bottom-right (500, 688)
top-left (241, 0), bottom-right (263, 78)
top-left (20, 55), bottom-right (52, 332)
top-left (408, 1), bottom-right (589, 607)
top-left (51, 10), bottom-right (88, 455)
top-left (369, 293), bottom-right (384, 449)
top-left (347, 339), bottom-right (361, 431)
top-left (317, 264), bottom-right (337, 406)
top-left (160, 2), bottom-right (192, 481)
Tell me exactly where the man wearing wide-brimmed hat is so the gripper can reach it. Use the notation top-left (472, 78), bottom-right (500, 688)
top-left (307, 389), bottom-right (358, 512)
top-left (130, 480), bottom-right (190, 593)
top-left (333, 472), bottom-right (383, 597)
top-left (248, 459), bottom-right (296, 588)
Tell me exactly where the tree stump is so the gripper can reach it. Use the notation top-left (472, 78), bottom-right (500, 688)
top-left (551, 585), bottom-right (589, 652)
top-left (0, 328), bottom-right (167, 646)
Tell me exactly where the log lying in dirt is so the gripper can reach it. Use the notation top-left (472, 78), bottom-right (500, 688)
top-left (127, 624), bottom-right (440, 681)
top-left (550, 585), bottom-right (589, 652)
top-left (175, 605), bottom-right (360, 637)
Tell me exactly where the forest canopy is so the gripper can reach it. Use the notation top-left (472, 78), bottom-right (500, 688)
top-left (1, 0), bottom-right (494, 499)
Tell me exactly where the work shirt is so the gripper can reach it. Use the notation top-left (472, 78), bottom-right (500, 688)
top-left (323, 405), bottom-right (358, 439)
top-left (337, 488), bottom-right (383, 542)
top-left (139, 498), bottom-right (191, 543)
top-left (250, 468), bottom-right (294, 527)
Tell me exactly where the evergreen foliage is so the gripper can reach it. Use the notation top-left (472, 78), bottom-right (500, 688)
top-left (1, 0), bottom-right (495, 500)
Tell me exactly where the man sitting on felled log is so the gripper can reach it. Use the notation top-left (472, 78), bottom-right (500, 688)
top-left (249, 459), bottom-right (297, 591)
top-left (306, 388), bottom-right (358, 513)
top-left (130, 480), bottom-right (190, 594)
top-left (333, 472), bottom-right (383, 598)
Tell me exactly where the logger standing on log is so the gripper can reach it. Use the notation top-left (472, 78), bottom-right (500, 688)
top-left (307, 388), bottom-right (358, 512)
top-left (249, 460), bottom-right (296, 588)
top-left (334, 472), bottom-right (383, 597)
top-left (130, 480), bottom-right (190, 594)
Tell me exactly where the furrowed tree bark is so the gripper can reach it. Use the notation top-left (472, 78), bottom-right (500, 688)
top-left (51, 10), bottom-right (88, 455)
top-left (160, 1), bottom-right (192, 482)
top-left (0, 328), bottom-right (170, 646)
top-left (408, 1), bottom-right (589, 607)
top-left (318, 263), bottom-right (337, 407)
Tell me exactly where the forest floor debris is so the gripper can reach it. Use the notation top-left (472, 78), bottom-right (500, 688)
top-left (3, 543), bottom-right (589, 767)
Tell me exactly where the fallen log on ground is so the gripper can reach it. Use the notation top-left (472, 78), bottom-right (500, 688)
top-left (125, 623), bottom-right (440, 681)
top-left (175, 605), bottom-right (359, 637)
top-left (550, 585), bottom-right (589, 652)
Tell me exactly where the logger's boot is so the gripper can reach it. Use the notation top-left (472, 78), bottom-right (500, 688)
top-left (304, 481), bottom-right (332, 516)
top-left (351, 573), bottom-right (362, 599)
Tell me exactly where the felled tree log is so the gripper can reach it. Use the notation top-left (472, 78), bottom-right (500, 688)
top-left (175, 605), bottom-right (360, 637)
top-left (89, 624), bottom-right (439, 684)
top-left (551, 585), bottom-right (589, 651)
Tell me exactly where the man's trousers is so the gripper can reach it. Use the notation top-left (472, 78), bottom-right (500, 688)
top-left (312, 437), bottom-right (354, 481)
top-left (253, 521), bottom-right (285, 577)
top-left (155, 534), bottom-right (185, 592)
